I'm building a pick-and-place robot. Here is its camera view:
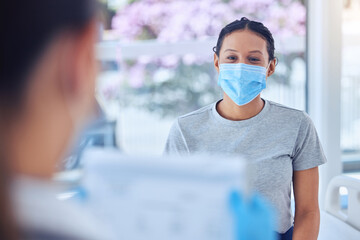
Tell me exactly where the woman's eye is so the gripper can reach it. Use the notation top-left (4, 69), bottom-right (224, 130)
top-left (227, 56), bottom-right (237, 60)
top-left (249, 57), bottom-right (260, 62)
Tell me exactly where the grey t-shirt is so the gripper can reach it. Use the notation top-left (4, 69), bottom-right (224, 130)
top-left (164, 99), bottom-right (327, 233)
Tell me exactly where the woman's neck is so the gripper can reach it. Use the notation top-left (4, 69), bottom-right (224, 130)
top-left (216, 94), bottom-right (265, 121)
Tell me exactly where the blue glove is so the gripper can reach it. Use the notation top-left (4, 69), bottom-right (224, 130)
top-left (229, 191), bottom-right (277, 240)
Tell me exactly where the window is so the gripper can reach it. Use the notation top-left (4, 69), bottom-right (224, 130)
top-left (342, 0), bottom-right (360, 172)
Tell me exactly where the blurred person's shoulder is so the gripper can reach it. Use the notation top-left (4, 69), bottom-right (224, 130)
top-left (12, 176), bottom-right (115, 240)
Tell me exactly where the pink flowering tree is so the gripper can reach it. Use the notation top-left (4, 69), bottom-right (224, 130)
top-left (107, 0), bottom-right (306, 117)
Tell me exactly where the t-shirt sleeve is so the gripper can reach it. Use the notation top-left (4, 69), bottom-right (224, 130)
top-left (163, 119), bottom-right (189, 155)
top-left (291, 112), bottom-right (327, 171)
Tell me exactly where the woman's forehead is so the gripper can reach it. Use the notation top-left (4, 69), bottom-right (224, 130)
top-left (221, 30), bottom-right (268, 54)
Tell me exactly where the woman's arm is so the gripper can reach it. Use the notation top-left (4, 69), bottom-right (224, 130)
top-left (292, 166), bottom-right (320, 240)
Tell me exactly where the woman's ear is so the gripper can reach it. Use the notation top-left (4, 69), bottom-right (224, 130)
top-left (214, 53), bottom-right (220, 74)
top-left (266, 59), bottom-right (276, 78)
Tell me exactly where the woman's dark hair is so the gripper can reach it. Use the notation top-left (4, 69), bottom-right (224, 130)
top-left (213, 17), bottom-right (275, 62)
top-left (0, 1), bottom-right (98, 239)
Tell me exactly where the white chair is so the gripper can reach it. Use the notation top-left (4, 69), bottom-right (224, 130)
top-left (318, 175), bottom-right (360, 240)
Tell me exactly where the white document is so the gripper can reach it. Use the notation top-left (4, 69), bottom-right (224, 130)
top-left (81, 149), bottom-right (247, 240)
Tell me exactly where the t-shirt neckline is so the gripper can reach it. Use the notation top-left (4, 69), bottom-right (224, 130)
top-left (211, 98), bottom-right (270, 127)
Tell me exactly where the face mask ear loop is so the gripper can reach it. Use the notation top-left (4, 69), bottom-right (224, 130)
top-left (265, 61), bottom-right (272, 78)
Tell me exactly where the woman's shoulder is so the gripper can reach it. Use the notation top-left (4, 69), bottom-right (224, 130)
top-left (265, 100), bottom-right (315, 130)
top-left (266, 100), bottom-right (309, 119)
top-left (176, 102), bottom-right (215, 124)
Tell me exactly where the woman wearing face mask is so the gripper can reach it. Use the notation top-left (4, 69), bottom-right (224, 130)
top-left (164, 17), bottom-right (326, 240)
top-left (0, 1), bottom-right (115, 239)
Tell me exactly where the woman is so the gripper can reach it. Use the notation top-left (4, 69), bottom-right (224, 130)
top-left (0, 0), bottom-right (114, 239)
top-left (165, 17), bottom-right (326, 240)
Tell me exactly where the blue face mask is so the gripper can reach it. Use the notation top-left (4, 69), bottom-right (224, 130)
top-left (218, 63), bottom-right (268, 106)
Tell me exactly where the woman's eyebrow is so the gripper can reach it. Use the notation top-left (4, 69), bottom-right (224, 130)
top-left (249, 50), bottom-right (263, 55)
top-left (224, 49), bottom-right (238, 52)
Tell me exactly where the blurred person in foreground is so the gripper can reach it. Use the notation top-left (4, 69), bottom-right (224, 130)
top-left (0, 0), bottom-right (114, 239)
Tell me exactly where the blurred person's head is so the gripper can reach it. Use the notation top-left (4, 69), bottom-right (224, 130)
top-left (0, 0), bottom-right (99, 238)
top-left (0, 0), bottom-right (99, 177)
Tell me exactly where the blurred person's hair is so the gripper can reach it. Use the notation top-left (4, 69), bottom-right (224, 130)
top-left (0, 0), bottom-right (98, 239)
top-left (213, 17), bottom-right (276, 62)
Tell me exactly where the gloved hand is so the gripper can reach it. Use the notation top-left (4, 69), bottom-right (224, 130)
top-left (229, 191), bottom-right (277, 240)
